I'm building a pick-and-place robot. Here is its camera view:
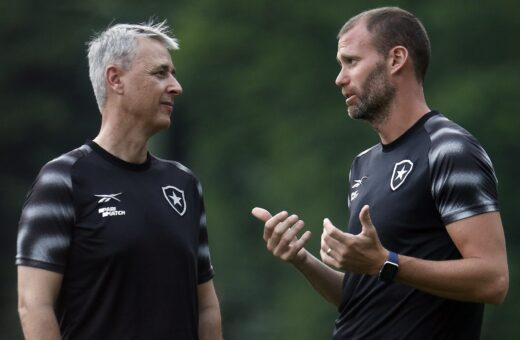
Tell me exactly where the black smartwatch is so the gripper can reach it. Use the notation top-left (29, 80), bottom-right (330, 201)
top-left (379, 251), bottom-right (399, 282)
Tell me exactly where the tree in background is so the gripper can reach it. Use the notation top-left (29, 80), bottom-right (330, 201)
top-left (1, 0), bottom-right (518, 338)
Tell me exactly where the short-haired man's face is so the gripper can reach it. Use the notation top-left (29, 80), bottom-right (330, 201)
top-left (118, 37), bottom-right (183, 133)
top-left (335, 22), bottom-right (395, 124)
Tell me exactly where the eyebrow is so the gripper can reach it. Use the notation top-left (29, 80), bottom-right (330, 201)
top-left (337, 54), bottom-right (358, 63)
top-left (153, 64), bottom-right (176, 74)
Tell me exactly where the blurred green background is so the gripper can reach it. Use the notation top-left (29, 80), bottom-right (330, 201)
top-left (1, 0), bottom-right (518, 339)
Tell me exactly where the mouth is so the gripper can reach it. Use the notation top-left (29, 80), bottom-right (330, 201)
top-left (161, 101), bottom-right (173, 110)
top-left (345, 95), bottom-right (357, 106)
top-left (342, 91), bottom-right (356, 106)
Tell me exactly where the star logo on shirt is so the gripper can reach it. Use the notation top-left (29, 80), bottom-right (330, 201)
top-left (390, 160), bottom-right (414, 191)
top-left (162, 185), bottom-right (187, 216)
top-left (396, 167), bottom-right (407, 181)
top-left (169, 191), bottom-right (182, 206)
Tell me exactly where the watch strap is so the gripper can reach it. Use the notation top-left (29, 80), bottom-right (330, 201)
top-left (378, 251), bottom-right (399, 282)
top-left (388, 251), bottom-right (399, 265)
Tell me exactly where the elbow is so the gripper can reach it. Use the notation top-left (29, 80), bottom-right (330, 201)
top-left (482, 272), bottom-right (509, 305)
top-left (17, 294), bottom-right (53, 323)
top-left (18, 295), bottom-right (31, 325)
top-left (491, 274), bottom-right (509, 304)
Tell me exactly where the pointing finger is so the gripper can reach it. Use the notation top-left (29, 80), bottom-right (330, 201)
top-left (252, 207), bottom-right (272, 222)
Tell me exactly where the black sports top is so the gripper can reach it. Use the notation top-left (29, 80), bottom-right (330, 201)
top-left (333, 111), bottom-right (499, 340)
top-left (17, 141), bottom-right (214, 339)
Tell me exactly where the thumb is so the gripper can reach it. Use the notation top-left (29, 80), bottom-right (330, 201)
top-left (322, 217), bottom-right (336, 232)
top-left (251, 207), bottom-right (272, 223)
top-left (358, 205), bottom-right (375, 234)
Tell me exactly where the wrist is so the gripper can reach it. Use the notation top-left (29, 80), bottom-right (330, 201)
top-left (370, 249), bottom-right (389, 276)
top-left (290, 248), bottom-right (309, 267)
top-left (378, 251), bottom-right (399, 282)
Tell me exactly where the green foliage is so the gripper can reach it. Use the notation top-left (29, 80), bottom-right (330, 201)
top-left (1, 0), bottom-right (519, 339)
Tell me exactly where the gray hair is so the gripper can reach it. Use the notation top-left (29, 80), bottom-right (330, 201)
top-left (87, 20), bottom-right (179, 111)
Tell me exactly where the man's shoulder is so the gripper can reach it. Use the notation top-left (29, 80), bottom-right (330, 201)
top-left (424, 112), bottom-right (495, 187)
top-left (151, 156), bottom-right (198, 181)
top-left (37, 144), bottom-right (93, 181)
top-left (423, 112), bottom-right (476, 145)
top-left (423, 112), bottom-right (488, 159)
top-left (354, 144), bottom-right (380, 160)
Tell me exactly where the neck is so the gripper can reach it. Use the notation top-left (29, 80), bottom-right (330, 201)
top-left (372, 83), bottom-right (430, 145)
top-left (93, 106), bottom-right (151, 164)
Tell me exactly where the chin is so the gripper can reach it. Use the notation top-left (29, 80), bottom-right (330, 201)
top-left (159, 119), bottom-right (172, 130)
top-left (159, 111), bottom-right (172, 125)
top-left (347, 107), bottom-right (360, 120)
top-left (150, 117), bottom-right (172, 134)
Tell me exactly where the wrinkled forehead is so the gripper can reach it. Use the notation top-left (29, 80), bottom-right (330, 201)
top-left (337, 21), bottom-right (374, 53)
top-left (134, 36), bottom-right (173, 65)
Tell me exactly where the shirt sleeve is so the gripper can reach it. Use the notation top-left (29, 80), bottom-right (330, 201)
top-left (428, 123), bottom-right (499, 225)
top-left (195, 179), bottom-right (215, 284)
top-left (16, 155), bottom-right (76, 273)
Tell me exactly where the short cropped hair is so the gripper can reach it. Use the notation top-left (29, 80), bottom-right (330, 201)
top-left (338, 7), bottom-right (431, 83)
top-left (87, 20), bottom-right (179, 111)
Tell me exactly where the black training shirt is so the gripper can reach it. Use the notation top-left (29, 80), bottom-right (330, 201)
top-left (333, 111), bottom-right (499, 340)
top-left (17, 141), bottom-right (214, 339)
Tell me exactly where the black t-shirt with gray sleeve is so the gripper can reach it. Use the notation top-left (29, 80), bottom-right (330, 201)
top-left (333, 111), bottom-right (499, 340)
top-left (16, 140), bottom-right (214, 340)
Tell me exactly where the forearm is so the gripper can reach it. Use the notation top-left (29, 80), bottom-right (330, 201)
top-left (18, 267), bottom-right (63, 340)
top-left (293, 250), bottom-right (344, 306)
top-left (19, 305), bottom-right (61, 340)
top-left (198, 280), bottom-right (222, 340)
top-left (322, 208), bottom-right (509, 305)
top-left (198, 304), bottom-right (222, 340)
top-left (251, 208), bottom-right (344, 306)
top-left (396, 255), bottom-right (508, 304)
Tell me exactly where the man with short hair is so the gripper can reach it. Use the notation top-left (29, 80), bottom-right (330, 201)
top-left (17, 21), bottom-right (222, 340)
top-left (253, 7), bottom-right (508, 339)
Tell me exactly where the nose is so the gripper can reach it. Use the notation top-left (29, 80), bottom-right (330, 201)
top-left (335, 68), bottom-right (349, 87)
top-left (167, 75), bottom-right (183, 96)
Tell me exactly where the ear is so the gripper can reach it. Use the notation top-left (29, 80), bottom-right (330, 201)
top-left (105, 65), bottom-right (125, 95)
top-left (387, 45), bottom-right (408, 76)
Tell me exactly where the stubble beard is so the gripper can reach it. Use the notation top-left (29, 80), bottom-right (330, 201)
top-left (347, 62), bottom-right (396, 125)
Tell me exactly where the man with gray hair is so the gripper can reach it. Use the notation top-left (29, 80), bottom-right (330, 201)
top-left (16, 21), bottom-right (222, 339)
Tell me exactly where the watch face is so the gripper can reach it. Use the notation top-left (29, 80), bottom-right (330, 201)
top-left (379, 261), bottom-right (399, 282)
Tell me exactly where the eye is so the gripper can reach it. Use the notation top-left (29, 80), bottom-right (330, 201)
top-left (338, 57), bottom-right (357, 69)
top-left (154, 70), bottom-right (168, 78)
top-left (345, 58), bottom-right (357, 66)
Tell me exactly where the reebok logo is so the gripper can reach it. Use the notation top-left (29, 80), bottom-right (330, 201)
top-left (95, 192), bottom-right (126, 218)
top-left (94, 193), bottom-right (122, 203)
top-left (352, 176), bottom-right (368, 189)
top-left (350, 176), bottom-right (368, 201)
